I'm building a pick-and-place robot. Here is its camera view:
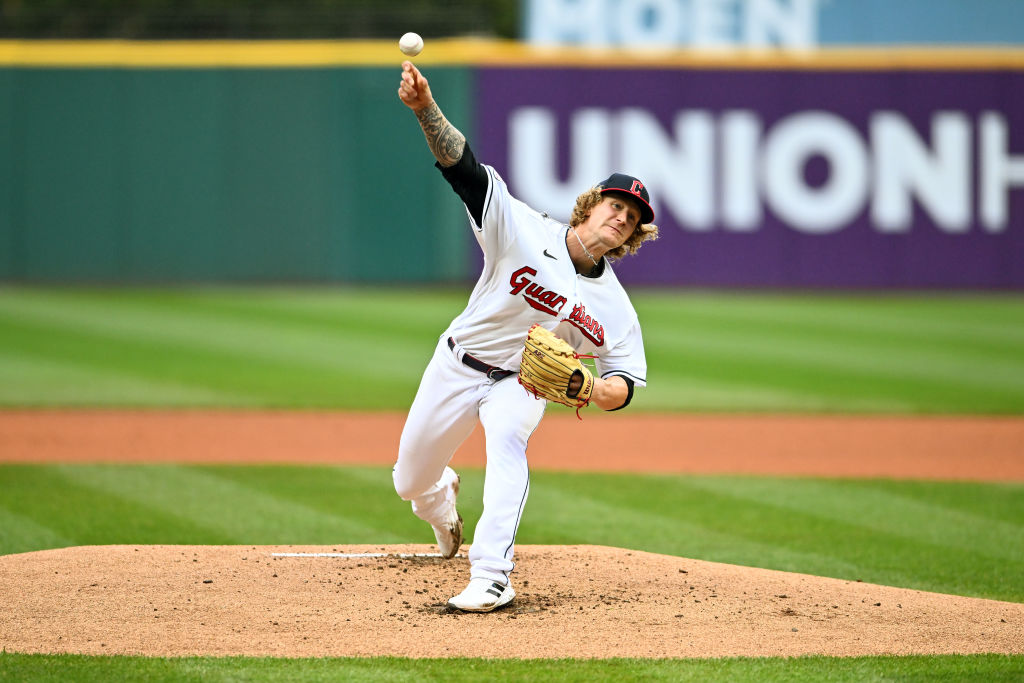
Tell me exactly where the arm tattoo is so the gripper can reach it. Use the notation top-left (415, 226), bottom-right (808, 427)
top-left (415, 102), bottom-right (466, 167)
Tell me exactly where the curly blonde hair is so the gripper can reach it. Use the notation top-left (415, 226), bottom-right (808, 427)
top-left (569, 189), bottom-right (659, 261)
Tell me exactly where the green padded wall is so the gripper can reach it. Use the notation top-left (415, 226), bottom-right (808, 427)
top-left (0, 66), bottom-right (472, 283)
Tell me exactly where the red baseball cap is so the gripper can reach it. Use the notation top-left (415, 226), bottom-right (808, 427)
top-left (598, 173), bottom-right (655, 224)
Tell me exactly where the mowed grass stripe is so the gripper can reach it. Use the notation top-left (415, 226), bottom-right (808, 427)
top-left (643, 348), bottom-right (976, 414)
top-left (526, 472), bottom-right (895, 582)
top-left (642, 310), bottom-right (1024, 385)
top-left (38, 286), bottom-right (467, 336)
top-left (1, 465), bottom-right (1022, 602)
top-left (0, 318), bottom-right (343, 408)
top-left (1, 287), bottom-right (1023, 412)
top-left (0, 349), bottom-right (245, 406)
top-left (637, 292), bottom-right (1024, 348)
top-left (201, 465), bottom-right (441, 546)
top-left (0, 292), bottom-right (434, 382)
top-left (643, 331), bottom-right (1024, 413)
top-left (1, 652), bottom-right (1022, 682)
top-left (640, 307), bottom-right (1024, 394)
top-left (51, 465), bottom-right (400, 545)
top-left (523, 471), bottom-right (1024, 601)
top-left (520, 478), bottom-right (871, 581)
top-left (675, 477), bottom-right (1024, 600)
top-left (638, 295), bottom-right (1024, 409)
top-left (0, 507), bottom-right (74, 554)
top-left (145, 287), bottom-right (469, 340)
top-left (35, 286), bottom-right (463, 351)
top-left (0, 318), bottom-right (412, 408)
top-left (862, 479), bottom-right (1024, 527)
top-left (685, 477), bottom-right (1024, 561)
top-left (633, 374), bottom-right (916, 413)
top-left (0, 465), bottom-right (231, 549)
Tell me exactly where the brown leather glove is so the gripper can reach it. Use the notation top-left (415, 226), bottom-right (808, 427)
top-left (518, 324), bottom-right (595, 412)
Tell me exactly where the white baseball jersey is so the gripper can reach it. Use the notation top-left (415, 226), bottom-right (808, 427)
top-left (445, 164), bottom-right (647, 388)
top-left (394, 144), bottom-right (649, 590)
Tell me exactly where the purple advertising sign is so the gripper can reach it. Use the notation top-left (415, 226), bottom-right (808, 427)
top-left (474, 67), bottom-right (1024, 288)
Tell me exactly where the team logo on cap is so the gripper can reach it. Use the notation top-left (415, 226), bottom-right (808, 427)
top-left (599, 173), bottom-right (654, 223)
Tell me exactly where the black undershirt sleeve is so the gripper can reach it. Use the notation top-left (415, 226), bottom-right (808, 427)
top-left (436, 142), bottom-right (489, 228)
top-left (606, 376), bottom-right (635, 411)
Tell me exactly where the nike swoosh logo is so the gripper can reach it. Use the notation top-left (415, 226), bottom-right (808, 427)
top-left (543, 249), bottom-right (557, 260)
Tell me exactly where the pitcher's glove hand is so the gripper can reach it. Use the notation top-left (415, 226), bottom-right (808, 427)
top-left (518, 324), bottom-right (595, 412)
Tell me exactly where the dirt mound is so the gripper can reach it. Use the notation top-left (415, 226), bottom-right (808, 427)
top-left (2, 544), bottom-right (1021, 659)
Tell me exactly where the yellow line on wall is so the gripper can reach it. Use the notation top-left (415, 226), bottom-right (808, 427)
top-left (1, 39), bottom-right (1023, 70)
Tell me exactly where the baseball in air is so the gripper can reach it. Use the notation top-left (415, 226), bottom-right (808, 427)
top-left (399, 32), bottom-right (424, 56)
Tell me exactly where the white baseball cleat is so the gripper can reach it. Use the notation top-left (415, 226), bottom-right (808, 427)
top-left (447, 578), bottom-right (516, 612)
top-left (432, 471), bottom-right (462, 559)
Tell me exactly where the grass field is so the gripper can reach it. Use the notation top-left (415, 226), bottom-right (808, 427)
top-left (2, 466), bottom-right (1022, 601)
top-left (2, 652), bottom-right (1023, 682)
top-left (1, 286), bottom-right (1022, 680)
top-left (0, 287), bottom-right (1022, 412)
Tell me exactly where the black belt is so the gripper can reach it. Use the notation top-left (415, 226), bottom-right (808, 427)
top-left (448, 337), bottom-right (515, 381)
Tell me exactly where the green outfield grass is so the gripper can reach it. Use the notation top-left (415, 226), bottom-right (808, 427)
top-left (2, 465), bottom-right (1022, 601)
top-left (0, 287), bottom-right (1022, 412)
top-left (1, 464), bottom-right (1022, 679)
top-left (2, 465), bottom-right (1021, 602)
top-left (2, 652), bottom-right (1022, 682)
top-left (1, 286), bottom-right (1022, 680)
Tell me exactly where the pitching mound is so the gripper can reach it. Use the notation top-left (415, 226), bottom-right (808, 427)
top-left (2, 544), bottom-right (1021, 659)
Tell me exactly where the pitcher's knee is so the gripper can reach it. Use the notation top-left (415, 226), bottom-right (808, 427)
top-left (392, 466), bottom-right (431, 501)
top-left (392, 474), bottom-right (415, 501)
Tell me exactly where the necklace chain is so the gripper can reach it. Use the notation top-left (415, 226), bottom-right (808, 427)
top-left (572, 229), bottom-right (599, 267)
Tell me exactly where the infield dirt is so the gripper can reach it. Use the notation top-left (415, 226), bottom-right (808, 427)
top-left (2, 543), bottom-right (1022, 659)
top-left (3, 410), bottom-right (1023, 480)
top-left (1, 410), bottom-right (1022, 659)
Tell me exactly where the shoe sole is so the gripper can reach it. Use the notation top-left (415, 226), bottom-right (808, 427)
top-left (440, 476), bottom-right (462, 560)
top-left (440, 512), bottom-right (463, 560)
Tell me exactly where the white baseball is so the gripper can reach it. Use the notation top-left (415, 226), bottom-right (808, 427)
top-left (399, 32), bottom-right (424, 57)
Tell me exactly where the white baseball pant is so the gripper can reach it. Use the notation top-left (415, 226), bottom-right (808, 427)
top-left (393, 335), bottom-right (546, 584)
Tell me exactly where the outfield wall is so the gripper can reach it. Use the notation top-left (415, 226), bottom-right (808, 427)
top-left (1, 41), bottom-right (1023, 287)
top-left (0, 54), bottom-right (472, 283)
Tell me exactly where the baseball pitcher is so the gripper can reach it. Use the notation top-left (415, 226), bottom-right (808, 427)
top-left (392, 61), bottom-right (658, 612)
